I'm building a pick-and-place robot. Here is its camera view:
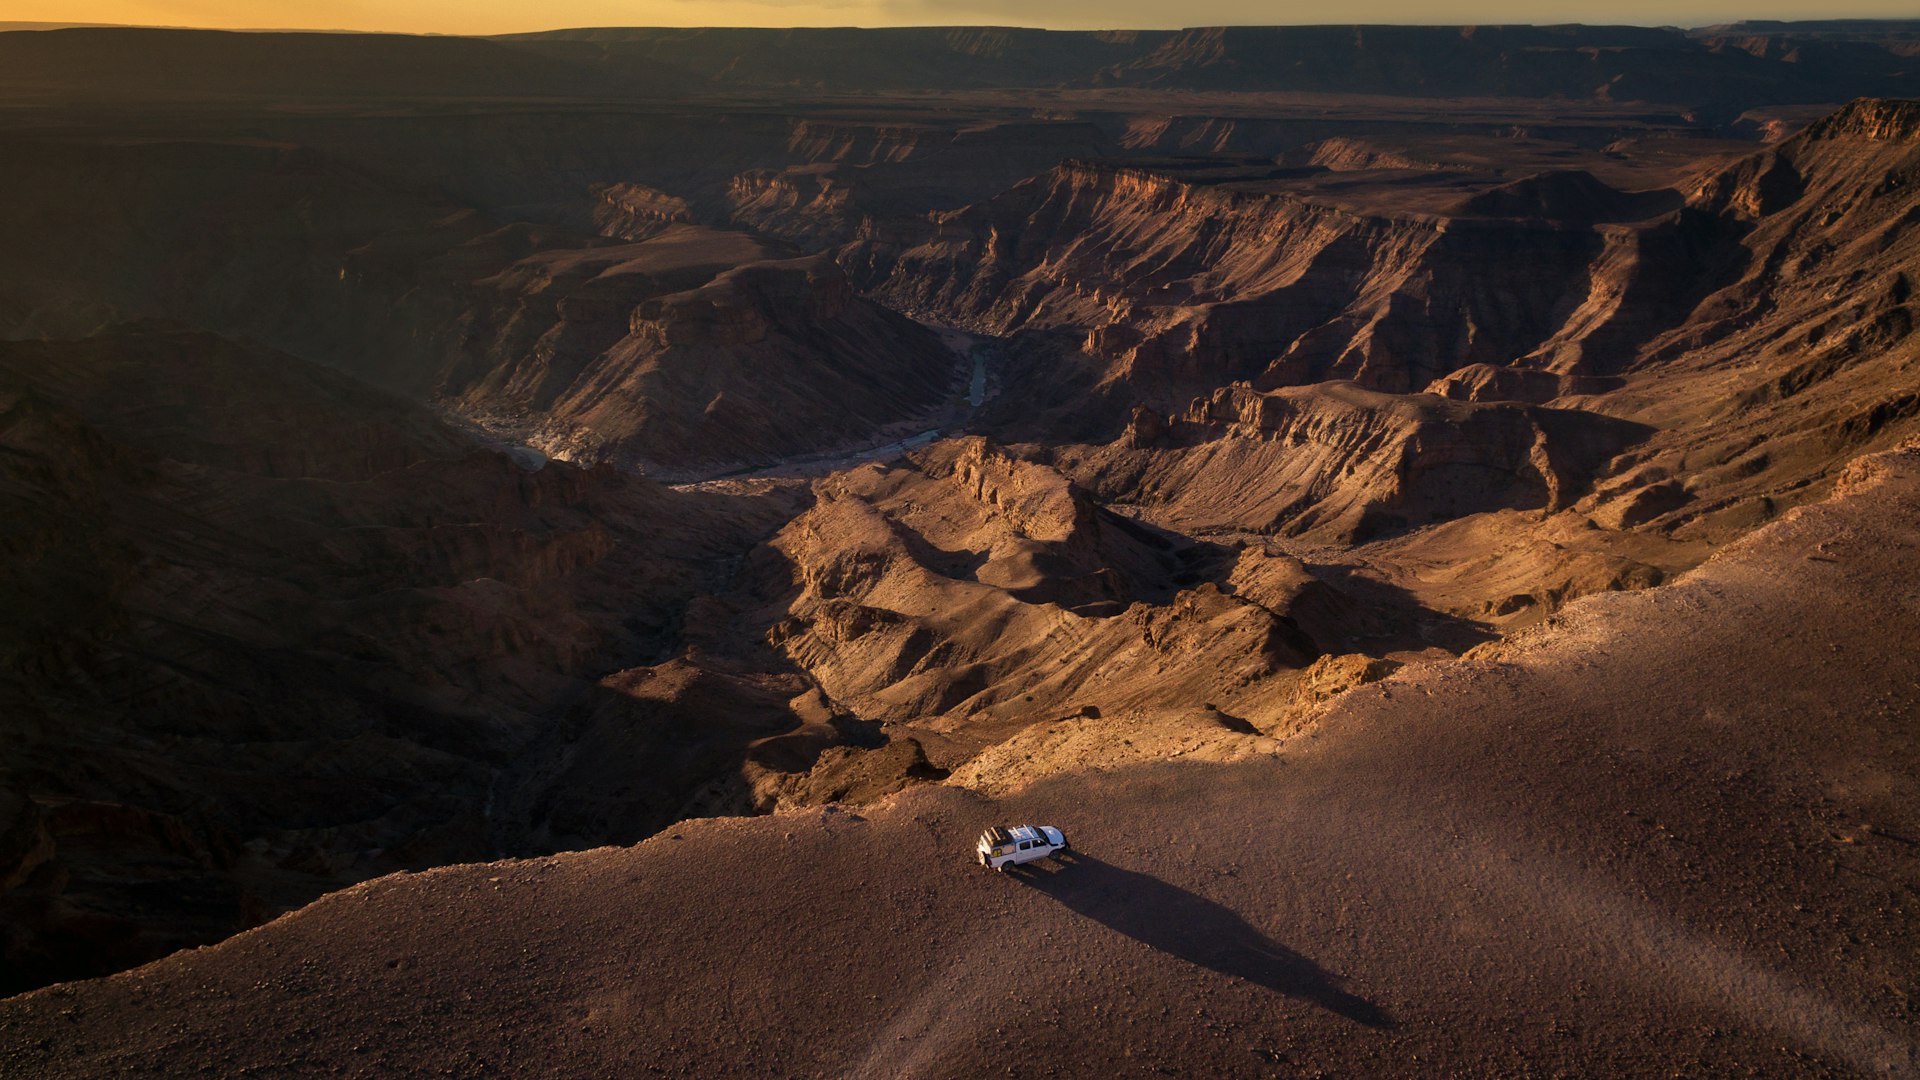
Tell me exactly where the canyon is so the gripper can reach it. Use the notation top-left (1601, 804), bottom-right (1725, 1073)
top-left (1, 21), bottom-right (1918, 1077)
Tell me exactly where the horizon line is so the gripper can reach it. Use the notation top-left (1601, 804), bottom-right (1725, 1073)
top-left (7, 17), bottom-right (1920, 37)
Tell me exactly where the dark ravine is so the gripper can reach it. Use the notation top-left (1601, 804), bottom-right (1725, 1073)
top-left (0, 327), bottom-right (803, 992)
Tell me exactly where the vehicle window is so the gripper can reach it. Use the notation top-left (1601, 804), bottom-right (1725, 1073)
top-left (1019, 841), bottom-right (1033, 850)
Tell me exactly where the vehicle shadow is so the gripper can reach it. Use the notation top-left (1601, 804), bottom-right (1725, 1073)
top-left (1012, 854), bottom-right (1393, 1028)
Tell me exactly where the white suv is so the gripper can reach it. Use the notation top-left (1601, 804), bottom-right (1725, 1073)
top-left (977, 824), bottom-right (1069, 870)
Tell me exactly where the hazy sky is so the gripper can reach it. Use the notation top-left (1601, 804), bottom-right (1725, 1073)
top-left (9, 0), bottom-right (1919, 35)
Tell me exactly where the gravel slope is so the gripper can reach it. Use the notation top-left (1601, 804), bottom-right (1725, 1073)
top-left (4, 446), bottom-right (1917, 1078)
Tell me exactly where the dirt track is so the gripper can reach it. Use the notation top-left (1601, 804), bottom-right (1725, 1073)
top-left (4, 448), bottom-right (1919, 1077)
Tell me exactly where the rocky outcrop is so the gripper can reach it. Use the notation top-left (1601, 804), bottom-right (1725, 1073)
top-left (748, 438), bottom-right (1318, 738)
top-left (444, 224), bottom-right (786, 409)
top-left (1069, 382), bottom-right (1649, 542)
top-left (504, 254), bottom-right (957, 476)
top-left (423, 228), bottom-right (958, 477)
top-left (591, 182), bottom-right (695, 240)
top-left (1425, 363), bottom-right (1575, 403)
top-left (727, 167), bottom-right (877, 249)
top-left (864, 160), bottom-right (1647, 408)
top-left (726, 119), bottom-right (1109, 249)
top-left (1300, 137), bottom-right (1452, 172)
top-left (1559, 97), bottom-right (1920, 537)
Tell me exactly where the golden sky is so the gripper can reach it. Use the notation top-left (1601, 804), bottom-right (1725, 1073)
top-left (8, 0), bottom-right (1918, 35)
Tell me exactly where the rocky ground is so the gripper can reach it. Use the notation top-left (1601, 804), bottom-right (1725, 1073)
top-left (3, 439), bottom-right (1915, 1078)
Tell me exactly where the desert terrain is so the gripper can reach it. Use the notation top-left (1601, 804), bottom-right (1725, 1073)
top-left (1, 20), bottom-right (1918, 1077)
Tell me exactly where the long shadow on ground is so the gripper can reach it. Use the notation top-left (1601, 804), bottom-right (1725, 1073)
top-left (1013, 853), bottom-right (1393, 1028)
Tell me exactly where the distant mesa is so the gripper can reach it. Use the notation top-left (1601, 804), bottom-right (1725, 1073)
top-left (1454, 170), bottom-right (1683, 224)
